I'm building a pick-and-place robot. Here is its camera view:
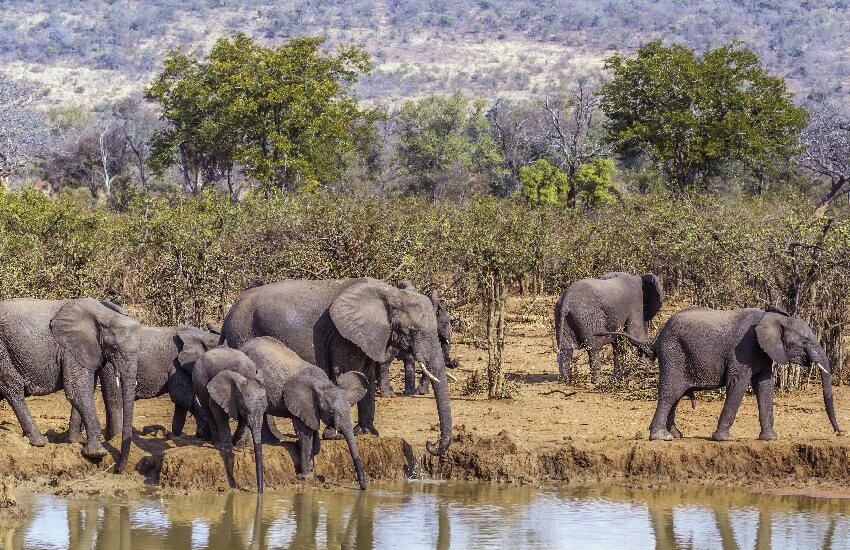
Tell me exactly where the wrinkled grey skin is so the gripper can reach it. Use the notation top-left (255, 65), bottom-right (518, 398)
top-left (221, 277), bottom-right (453, 456)
top-left (378, 281), bottom-right (457, 397)
top-left (607, 307), bottom-right (842, 441)
top-left (554, 272), bottom-right (662, 384)
top-left (0, 298), bottom-right (139, 470)
top-left (240, 336), bottom-right (369, 489)
top-left (193, 347), bottom-right (268, 493)
top-left (67, 324), bottom-right (220, 442)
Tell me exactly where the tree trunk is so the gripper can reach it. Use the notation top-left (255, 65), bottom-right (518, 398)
top-left (486, 272), bottom-right (507, 399)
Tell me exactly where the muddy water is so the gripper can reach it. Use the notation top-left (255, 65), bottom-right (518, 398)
top-left (2, 481), bottom-right (850, 549)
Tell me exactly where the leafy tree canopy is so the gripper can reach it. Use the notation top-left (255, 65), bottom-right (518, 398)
top-left (601, 41), bottom-right (806, 189)
top-left (519, 158), bottom-right (569, 205)
top-left (573, 158), bottom-right (617, 208)
top-left (146, 33), bottom-right (377, 193)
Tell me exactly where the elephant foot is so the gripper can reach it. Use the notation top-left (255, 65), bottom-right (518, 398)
top-left (557, 375), bottom-right (572, 385)
top-left (669, 425), bottom-right (684, 439)
top-left (322, 427), bottom-right (343, 440)
top-left (27, 431), bottom-right (47, 447)
top-left (711, 430), bottom-right (735, 442)
top-left (65, 430), bottom-right (84, 445)
top-left (296, 471), bottom-right (315, 481)
top-left (758, 429), bottom-right (778, 441)
top-left (353, 424), bottom-right (379, 436)
top-left (415, 386), bottom-right (431, 396)
top-left (380, 386), bottom-right (397, 398)
top-left (649, 428), bottom-right (673, 441)
top-left (81, 440), bottom-right (108, 459)
top-left (402, 389), bottom-right (416, 397)
top-left (195, 425), bottom-right (212, 441)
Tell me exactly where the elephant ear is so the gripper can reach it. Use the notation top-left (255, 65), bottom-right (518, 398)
top-left (756, 313), bottom-right (789, 365)
top-left (98, 300), bottom-right (128, 316)
top-left (329, 282), bottom-right (392, 363)
top-left (641, 273), bottom-right (663, 322)
top-left (764, 305), bottom-right (790, 317)
top-left (337, 371), bottom-right (368, 405)
top-left (50, 299), bottom-right (103, 371)
top-left (176, 327), bottom-right (214, 372)
top-left (208, 371), bottom-right (245, 420)
top-left (282, 369), bottom-right (321, 431)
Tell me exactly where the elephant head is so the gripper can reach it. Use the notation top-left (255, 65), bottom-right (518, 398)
top-left (640, 273), bottom-right (663, 323)
top-left (397, 281), bottom-right (456, 369)
top-left (207, 370), bottom-right (268, 493)
top-left (175, 326), bottom-right (220, 374)
top-left (284, 367), bottom-right (369, 489)
top-left (330, 280), bottom-right (453, 455)
top-left (50, 298), bottom-right (141, 471)
top-left (756, 312), bottom-right (842, 435)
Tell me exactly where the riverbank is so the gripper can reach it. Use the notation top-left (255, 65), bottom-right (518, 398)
top-left (0, 297), bottom-right (848, 496)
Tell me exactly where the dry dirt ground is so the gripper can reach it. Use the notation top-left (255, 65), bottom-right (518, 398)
top-left (0, 297), bottom-right (849, 497)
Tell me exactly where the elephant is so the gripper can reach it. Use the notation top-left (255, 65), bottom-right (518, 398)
top-left (240, 336), bottom-right (369, 489)
top-left (0, 298), bottom-right (139, 470)
top-left (377, 281), bottom-right (457, 397)
top-left (554, 271), bottom-right (662, 384)
top-left (193, 346), bottom-right (267, 493)
top-left (606, 306), bottom-right (842, 441)
top-left (220, 277), bottom-right (453, 456)
top-left (66, 324), bottom-right (220, 441)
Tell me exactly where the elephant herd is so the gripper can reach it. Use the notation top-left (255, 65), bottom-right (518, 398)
top-left (555, 272), bottom-right (842, 442)
top-left (0, 271), bottom-right (842, 496)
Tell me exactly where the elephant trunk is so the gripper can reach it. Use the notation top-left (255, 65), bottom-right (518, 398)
top-left (419, 345), bottom-right (452, 456)
top-left (251, 418), bottom-right (265, 493)
top-left (117, 359), bottom-right (137, 473)
top-left (815, 355), bottom-right (842, 435)
top-left (340, 422), bottom-right (366, 490)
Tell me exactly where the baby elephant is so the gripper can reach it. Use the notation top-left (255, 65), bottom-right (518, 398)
top-left (607, 306), bottom-right (842, 442)
top-left (193, 347), bottom-right (268, 493)
top-left (240, 336), bottom-right (369, 490)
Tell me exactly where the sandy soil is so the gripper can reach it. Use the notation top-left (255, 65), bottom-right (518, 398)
top-left (0, 296), bottom-right (848, 496)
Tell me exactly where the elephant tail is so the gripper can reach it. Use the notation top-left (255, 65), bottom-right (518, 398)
top-left (685, 389), bottom-right (696, 409)
top-left (594, 331), bottom-right (656, 359)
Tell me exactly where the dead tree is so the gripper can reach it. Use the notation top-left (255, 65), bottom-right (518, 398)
top-left (795, 104), bottom-right (850, 215)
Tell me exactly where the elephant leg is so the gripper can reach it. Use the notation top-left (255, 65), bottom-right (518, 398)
top-left (67, 406), bottom-right (85, 444)
top-left (650, 377), bottom-right (686, 441)
top-left (403, 354), bottom-right (417, 396)
top-left (171, 406), bottom-right (189, 438)
top-left (416, 373), bottom-right (432, 395)
top-left (666, 397), bottom-right (684, 439)
top-left (99, 365), bottom-right (122, 440)
top-left (712, 372), bottom-right (749, 441)
top-left (556, 341), bottom-right (574, 383)
top-left (752, 369), bottom-right (777, 441)
top-left (167, 372), bottom-right (194, 437)
top-left (378, 360), bottom-right (396, 398)
top-left (192, 397), bottom-right (211, 440)
top-left (1, 387), bottom-right (45, 447)
top-left (612, 339), bottom-right (625, 380)
top-left (207, 403), bottom-right (232, 452)
top-left (354, 363), bottom-right (379, 436)
top-left (261, 415), bottom-right (282, 444)
top-left (294, 419), bottom-right (315, 478)
top-left (587, 345), bottom-right (602, 385)
top-left (232, 418), bottom-right (249, 450)
top-left (63, 367), bottom-right (107, 458)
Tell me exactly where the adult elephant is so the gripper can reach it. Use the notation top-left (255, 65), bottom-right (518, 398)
top-left (221, 278), bottom-right (453, 456)
top-left (554, 272), bottom-right (662, 384)
top-left (608, 307), bottom-right (842, 441)
top-left (67, 324), bottom-right (220, 441)
top-left (0, 298), bottom-right (139, 470)
top-left (378, 281), bottom-right (457, 397)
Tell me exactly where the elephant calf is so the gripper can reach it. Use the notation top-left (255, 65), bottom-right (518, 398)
top-left (240, 336), bottom-right (368, 490)
top-left (555, 272), bottom-right (662, 384)
top-left (193, 347), bottom-right (268, 493)
top-left (67, 324), bottom-right (220, 442)
top-left (609, 306), bottom-right (842, 441)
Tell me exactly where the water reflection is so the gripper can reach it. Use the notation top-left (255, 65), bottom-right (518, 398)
top-left (2, 482), bottom-right (850, 549)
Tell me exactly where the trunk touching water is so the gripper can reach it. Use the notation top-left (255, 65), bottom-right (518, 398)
top-left (251, 420), bottom-right (265, 493)
top-left (340, 423), bottom-right (367, 490)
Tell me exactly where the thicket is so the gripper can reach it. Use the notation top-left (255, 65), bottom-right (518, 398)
top-left (2, 188), bottom-right (849, 392)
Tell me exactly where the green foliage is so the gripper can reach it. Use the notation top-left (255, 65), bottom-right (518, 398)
top-left (601, 42), bottom-right (806, 188)
top-left (394, 91), bottom-right (505, 200)
top-left (146, 33), bottom-right (377, 192)
top-left (519, 158), bottom-right (569, 205)
top-left (573, 158), bottom-right (617, 208)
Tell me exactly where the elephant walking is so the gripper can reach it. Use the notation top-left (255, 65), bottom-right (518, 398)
top-left (0, 298), bottom-right (140, 469)
top-left (220, 278), bottom-right (453, 456)
top-left (67, 324), bottom-right (220, 442)
top-left (377, 281), bottom-right (457, 397)
top-left (240, 336), bottom-right (368, 489)
top-left (554, 272), bottom-right (662, 384)
top-left (609, 306), bottom-right (842, 441)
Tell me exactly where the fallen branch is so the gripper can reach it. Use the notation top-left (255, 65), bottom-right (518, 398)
top-left (540, 389), bottom-right (577, 398)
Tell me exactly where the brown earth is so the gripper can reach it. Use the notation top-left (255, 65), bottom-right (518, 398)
top-left (0, 296), bottom-right (849, 496)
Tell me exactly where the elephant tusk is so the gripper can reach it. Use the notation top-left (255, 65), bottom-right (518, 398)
top-left (418, 364), bottom-right (440, 385)
top-left (815, 362), bottom-right (829, 375)
top-left (115, 375), bottom-right (120, 388)
top-left (445, 372), bottom-right (458, 383)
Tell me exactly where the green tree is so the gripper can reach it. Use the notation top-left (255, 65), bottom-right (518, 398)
top-left (394, 91), bottom-right (505, 201)
top-left (601, 42), bottom-right (806, 189)
top-left (146, 33), bottom-right (377, 195)
top-left (573, 158), bottom-right (617, 208)
top-left (519, 158), bottom-right (569, 205)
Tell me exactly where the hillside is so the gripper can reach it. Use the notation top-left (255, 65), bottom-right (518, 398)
top-left (3, 0), bottom-right (850, 107)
